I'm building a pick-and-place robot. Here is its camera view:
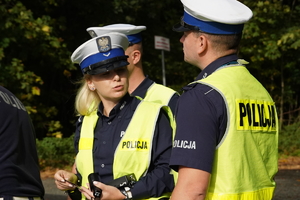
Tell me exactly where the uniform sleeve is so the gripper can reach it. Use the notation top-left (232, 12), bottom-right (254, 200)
top-left (170, 84), bottom-right (227, 173)
top-left (130, 110), bottom-right (174, 199)
top-left (168, 93), bottom-right (180, 114)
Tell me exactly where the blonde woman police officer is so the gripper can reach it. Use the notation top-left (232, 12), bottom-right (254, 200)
top-left (54, 32), bottom-right (175, 200)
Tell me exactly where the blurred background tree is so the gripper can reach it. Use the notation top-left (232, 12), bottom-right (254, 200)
top-left (0, 0), bottom-right (77, 138)
top-left (241, 0), bottom-right (300, 130)
top-left (1, 0), bottom-right (299, 162)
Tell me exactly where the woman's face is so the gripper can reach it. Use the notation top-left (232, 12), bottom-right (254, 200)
top-left (87, 66), bottom-right (129, 104)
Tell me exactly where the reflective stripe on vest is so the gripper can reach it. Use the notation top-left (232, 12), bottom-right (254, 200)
top-left (76, 110), bottom-right (97, 196)
top-left (144, 83), bottom-right (177, 106)
top-left (76, 100), bottom-right (175, 200)
top-left (195, 65), bottom-right (278, 200)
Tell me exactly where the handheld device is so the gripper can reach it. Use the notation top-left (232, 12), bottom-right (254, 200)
top-left (88, 173), bottom-right (102, 199)
top-left (64, 179), bottom-right (81, 189)
top-left (108, 173), bottom-right (136, 188)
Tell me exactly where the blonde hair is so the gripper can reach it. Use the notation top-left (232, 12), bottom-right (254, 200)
top-left (75, 75), bottom-right (100, 116)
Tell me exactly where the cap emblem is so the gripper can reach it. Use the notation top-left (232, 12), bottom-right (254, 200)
top-left (88, 30), bottom-right (97, 38)
top-left (96, 36), bottom-right (111, 52)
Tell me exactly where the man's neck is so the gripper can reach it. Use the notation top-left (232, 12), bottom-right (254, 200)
top-left (128, 71), bottom-right (146, 94)
top-left (199, 50), bottom-right (237, 71)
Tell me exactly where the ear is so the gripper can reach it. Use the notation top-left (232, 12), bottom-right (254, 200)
top-left (130, 50), bottom-right (141, 65)
top-left (87, 80), bottom-right (95, 91)
top-left (197, 35), bottom-right (208, 55)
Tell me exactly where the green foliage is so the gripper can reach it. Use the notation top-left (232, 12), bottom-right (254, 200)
top-left (241, 0), bottom-right (300, 126)
top-left (36, 135), bottom-right (75, 169)
top-left (278, 119), bottom-right (300, 156)
top-left (0, 0), bottom-right (78, 138)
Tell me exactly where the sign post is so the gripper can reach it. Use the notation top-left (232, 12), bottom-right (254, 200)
top-left (154, 36), bottom-right (170, 86)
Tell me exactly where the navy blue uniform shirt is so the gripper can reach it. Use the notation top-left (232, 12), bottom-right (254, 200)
top-left (131, 76), bottom-right (179, 113)
top-left (0, 86), bottom-right (44, 198)
top-left (74, 93), bottom-right (174, 199)
top-left (170, 54), bottom-right (239, 173)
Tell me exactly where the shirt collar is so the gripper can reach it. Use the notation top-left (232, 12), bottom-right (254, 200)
top-left (196, 54), bottom-right (239, 80)
top-left (97, 93), bottom-right (132, 119)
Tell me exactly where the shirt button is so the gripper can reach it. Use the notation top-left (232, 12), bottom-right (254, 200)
top-left (108, 121), bottom-right (111, 125)
top-left (103, 141), bottom-right (106, 144)
top-left (101, 164), bottom-right (105, 168)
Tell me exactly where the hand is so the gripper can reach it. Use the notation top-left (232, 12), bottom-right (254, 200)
top-left (80, 181), bottom-right (126, 200)
top-left (78, 185), bottom-right (93, 200)
top-left (54, 169), bottom-right (78, 191)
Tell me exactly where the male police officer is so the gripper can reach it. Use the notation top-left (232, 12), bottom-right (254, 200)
top-left (169, 0), bottom-right (279, 200)
top-left (0, 86), bottom-right (44, 200)
top-left (86, 24), bottom-right (179, 113)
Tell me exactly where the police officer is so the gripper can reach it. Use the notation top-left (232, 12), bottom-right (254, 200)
top-left (86, 24), bottom-right (179, 113)
top-left (0, 86), bottom-right (45, 200)
top-left (169, 0), bottom-right (279, 200)
top-left (54, 32), bottom-right (175, 200)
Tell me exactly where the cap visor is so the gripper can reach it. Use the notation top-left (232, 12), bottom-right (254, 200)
top-left (89, 60), bottom-right (129, 75)
top-left (173, 23), bottom-right (191, 32)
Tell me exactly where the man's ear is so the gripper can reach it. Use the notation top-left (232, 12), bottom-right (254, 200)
top-left (131, 50), bottom-right (141, 65)
top-left (197, 34), bottom-right (208, 55)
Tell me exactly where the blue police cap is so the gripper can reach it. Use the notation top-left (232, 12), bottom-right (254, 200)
top-left (71, 32), bottom-right (129, 75)
top-left (173, 0), bottom-right (253, 34)
top-left (86, 24), bottom-right (146, 45)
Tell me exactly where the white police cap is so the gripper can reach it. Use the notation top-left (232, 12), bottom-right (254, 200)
top-left (71, 32), bottom-right (129, 75)
top-left (87, 24), bottom-right (146, 44)
top-left (174, 0), bottom-right (253, 34)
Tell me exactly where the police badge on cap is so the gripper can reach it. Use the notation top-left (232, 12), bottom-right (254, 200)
top-left (71, 32), bottom-right (129, 75)
top-left (97, 36), bottom-right (111, 52)
top-left (88, 30), bottom-right (97, 38)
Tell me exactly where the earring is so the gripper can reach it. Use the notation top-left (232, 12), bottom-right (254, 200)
top-left (90, 87), bottom-right (95, 91)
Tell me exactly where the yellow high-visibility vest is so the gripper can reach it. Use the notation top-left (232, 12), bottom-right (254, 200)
top-left (195, 64), bottom-right (278, 200)
top-left (76, 100), bottom-right (175, 200)
top-left (141, 82), bottom-right (178, 106)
